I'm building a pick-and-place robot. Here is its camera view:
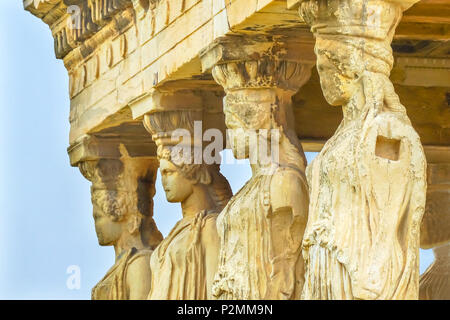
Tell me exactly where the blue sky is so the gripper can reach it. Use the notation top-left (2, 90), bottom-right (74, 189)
top-left (0, 1), bottom-right (433, 299)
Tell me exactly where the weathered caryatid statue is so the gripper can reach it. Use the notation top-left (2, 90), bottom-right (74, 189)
top-left (143, 109), bottom-right (232, 300)
top-left (201, 36), bottom-right (313, 300)
top-left (420, 154), bottom-right (450, 300)
top-left (79, 145), bottom-right (163, 300)
top-left (299, 0), bottom-right (427, 299)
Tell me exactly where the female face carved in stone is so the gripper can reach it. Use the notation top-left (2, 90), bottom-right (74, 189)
top-left (82, 158), bottom-right (148, 248)
top-left (159, 159), bottom-right (194, 203)
top-left (91, 189), bottom-right (131, 246)
top-left (224, 91), bottom-right (272, 160)
top-left (315, 38), bottom-right (362, 106)
top-left (225, 110), bottom-right (251, 159)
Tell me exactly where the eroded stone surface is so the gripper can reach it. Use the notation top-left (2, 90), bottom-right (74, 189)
top-left (144, 106), bottom-right (232, 300)
top-left (79, 145), bottom-right (163, 300)
top-left (22, 0), bottom-right (450, 300)
top-left (299, 0), bottom-right (427, 300)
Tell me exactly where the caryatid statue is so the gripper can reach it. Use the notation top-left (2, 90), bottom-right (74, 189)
top-left (419, 157), bottom-right (450, 300)
top-left (79, 145), bottom-right (163, 300)
top-left (204, 36), bottom-right (312, 300)
top-left (143, 109), bottom-right (233, 300)
top-left (299, 0), bottom-right (427, 299)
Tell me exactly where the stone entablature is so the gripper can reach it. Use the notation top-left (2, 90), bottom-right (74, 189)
top-left (25, 0), bottom-right (450, 149)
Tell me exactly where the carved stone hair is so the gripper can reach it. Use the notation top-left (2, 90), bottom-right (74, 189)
top-left (144, 110), bottom-right (232, 211)
top-left (302, 0), bottom-right (413, 164)
top-left (312, 28), bottom-right (408, 121)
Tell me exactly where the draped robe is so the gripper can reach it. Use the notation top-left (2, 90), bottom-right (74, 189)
top-left (213, 167), bottom-right (307, 300)
top-left (302, 106), bottom-right (426, 300)
top-left (148, 210), bottom-right (219, 300)
top-left (92, 248), bottom-right (152, 300)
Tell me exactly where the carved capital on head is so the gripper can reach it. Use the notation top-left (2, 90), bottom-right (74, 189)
top-left (68, 122), bottom-right (157, 166)
top-left (299, 0), bottom-right (421, 77)
top-left (67, 122), bottom-right (162, 249)
top-left (143, 105), bottom-right (226, 171)
top-left (419, 242), bottom-right (450, 300)
top-left (211, 59), bottom-right (312, 93)
top-left (143, 108), bottom-right (204, 161)
top-left (201, 35), bottom-right (315, 94)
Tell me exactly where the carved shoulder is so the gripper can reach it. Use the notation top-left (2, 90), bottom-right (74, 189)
top-left (269, 168), bottom-right (309, 219)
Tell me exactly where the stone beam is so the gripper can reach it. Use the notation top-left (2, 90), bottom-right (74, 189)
top-left (421, 146), bottom-right (450, 249)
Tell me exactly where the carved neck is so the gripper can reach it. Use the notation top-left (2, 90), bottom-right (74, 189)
top-left (250, 133), bottom-right (304, 175)
top-left (341, 80), bottom-right (368, 127)
top-left (181, 184), bottom-right (216, 219)
top-left (114, 231), bottom-right (144, 262)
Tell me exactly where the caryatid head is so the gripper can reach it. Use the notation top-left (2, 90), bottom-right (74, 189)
top-left (144, 110), bottom-right (232, 211)
top-left (79, 145), bottom-right (163, 249)
top-left (300, 0), bottom-right (419, 106)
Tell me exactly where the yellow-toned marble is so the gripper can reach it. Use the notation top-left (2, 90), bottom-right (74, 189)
top-left (420, 155), bottom-right (450, 300)
top-left (144, 109), bottom-right (232, 300)
top-left (79, 146), bottom-right (163, 300)
top-left (299, 0), bottom-right (427, 300)
top-left (420, 244), bottom-right (450, 300)
top-left (201, 36), bottom-right (313, 300)
top-left (22, 0), bottom-right (450, 301)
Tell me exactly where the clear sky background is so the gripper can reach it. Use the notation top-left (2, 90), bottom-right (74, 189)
top-left (0, 1), bottom-right (433, 299)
